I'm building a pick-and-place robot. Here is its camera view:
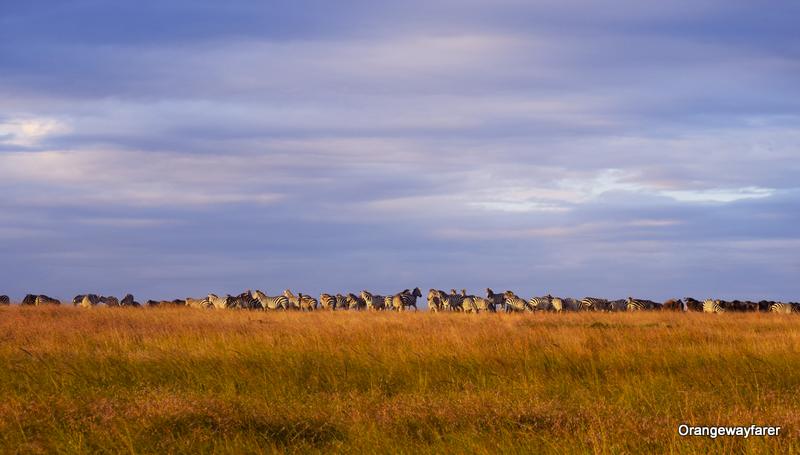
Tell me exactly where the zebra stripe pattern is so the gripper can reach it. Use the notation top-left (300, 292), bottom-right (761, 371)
top-left (346, 293), bottom-right (366, 310)
top-left (391, 288), bottom-right (422, 311)
top-left (504, 291), bottom-right (530, 312)
top-left (626, 297), bottom-right (660, 311)
top-left (320, 293), bottom-right (337, 310)
top-left (703, 299), bottom-right (725, 314)
top-left (486, 289), bottom-right (505, 312)
top-left (580, 297), bottom-right (608, 312)
top-left (769, 302), bottom-right (797, 314)
top-left (251, 290), bottom-right (289, 310)
top-left (186, 297), bottom-right (212, 309)
top-left (360, 290), bottom-right (387, 311)
top-left (528, 295), bottom-right (552, 311)
top-left (0, 295), bottom-right (9, 305)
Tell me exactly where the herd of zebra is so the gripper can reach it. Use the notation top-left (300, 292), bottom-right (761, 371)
top-left (1, 289), bottom-right (798, 314)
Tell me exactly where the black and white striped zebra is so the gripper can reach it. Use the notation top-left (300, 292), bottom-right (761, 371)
top-left (251, 290), bottom-right (289, 310)
top-left (528, 295), bottom-right (553, 311)
top-left (462, 293), bottom-right (496, 313)
top-left (427, 289), bottom-right (442, 312)
top-left (429, 289), bottom-right (460, 312)
top-left (447, 289), bottom-right (465, 312)
top-left (36, 295), bottom-right (61, 306)
top-left (319, 293), bottom-right (337, 310)
top-left (703, 299), bottom-right (725, 314)
top-left (283, 290), bottom-right (316, 311)
top-left (626, 297), bottom-right (660, 311)
top-left (347, 293), bottom-right (366, 310)
top-left (75, 294), bottom-right (100, 308)
top-left (503, 291), bottom-right (531, 312)
top-left (335, 294), bottom-right (347, 310)
top-left (100, 295), bottom-right (120, 307)
top-left (769, 302), bottom-right (798, 314)
top-left (391, 288), bottom-right (422, 311)
top-left (360, 290), bottom-right (387, 311)
top-left (486, 288), bottom-right (505, 312)
top-left (186, 297), bottom-right (213, 309)
top-left (208, 293), bottom-right (233, 309)
top-left (580, 297), bottom-right (608, 312)
top-left (0, 295), bottom-right (9, 305)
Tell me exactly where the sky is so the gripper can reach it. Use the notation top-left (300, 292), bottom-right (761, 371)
top-left (1, 1), bottom-right (799, 302)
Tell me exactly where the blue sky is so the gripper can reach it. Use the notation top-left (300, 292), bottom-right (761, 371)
top-left (1, 1), bottom-right (799, 302)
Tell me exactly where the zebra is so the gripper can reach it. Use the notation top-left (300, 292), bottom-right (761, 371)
top-left (550, 297), bottom-right (575, 313)
top-left (73, 294), bottom-right (95, 306)
top-left (346, 293), bottom-right (366, 310)
top-left (208, 294), bottom-right (232, 309)
top-left (185, 297), bottom-right (213, 309)
top-left (22, 294), bottom-right (37, 306)
top-left (462, 293), bottom-right (495, 313)
top-left (626, 297), bottom-right (661, 311)
top-left (580, 297), bottom-right (609, 312)
top-left (35, 295), bottom-right (61, 306)
top-left (77, 294), bottom-right (100, 308)
top-left (360, 290), bottom-right (387, 311)
top-left (503, 291), bottom-right (531, 313)
top-left (462, 292), bottom-right (479, 313)
top-left (100, 295), bottom-right (120, 307)
top-left (298, 293), bottom-right (318, 311)
top-left (486, 289), bottom-right (506, 312)
top-left (605, 299), bottom-right (627, 312)
top-left (0, 295), bottom-right (9, 305)
top-left (319, 294), bottom-right (337, 310)
top-left (120, 294), bottom-right (140, 307)
top-left (228, 291), bottom-right (261, 310)
top-left (528, 295), bottom-right (553, 311)
top-left (251, 290), bottom-right (289, 311)
top-left (429, 289), bottom-right (459, 312)
top-left (283, 290), bottom-right (316, 311)
top-left (447, 289), bottom-right (465, 312)
top-left (473, 296), bottom-right (496, 312)
top-left (769, 302), bottom-right (798, 314)
top-left (428, 289), bottom-right (443, 312)
top-left (703, 299), bottom-right (725, 314)
top-left (391, 288), bottom-right (422, 311)
top-left (335, 294), bottom-right (347, 310)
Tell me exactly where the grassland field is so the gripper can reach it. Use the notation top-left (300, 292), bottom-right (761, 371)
top-left (1, 306), bottom-right (799, 454)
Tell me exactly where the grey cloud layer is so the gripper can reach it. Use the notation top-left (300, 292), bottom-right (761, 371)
top-left (1, 1), bottom-right (798, 301)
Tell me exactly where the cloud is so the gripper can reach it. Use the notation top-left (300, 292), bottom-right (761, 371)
top-left (0, 1), bottom-right (798, 300)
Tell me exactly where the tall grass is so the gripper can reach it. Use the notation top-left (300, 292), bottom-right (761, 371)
top-left (1, 306), bottom-right (798, 453)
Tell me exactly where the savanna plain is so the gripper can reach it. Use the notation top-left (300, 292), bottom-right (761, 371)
top-left (1, 306), bottom-right (798, 454)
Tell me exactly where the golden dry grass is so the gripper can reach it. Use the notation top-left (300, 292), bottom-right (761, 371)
top-left (1, 306), bottom-right (799, 453)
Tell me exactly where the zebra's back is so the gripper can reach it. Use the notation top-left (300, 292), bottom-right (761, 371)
top-left (627, 297), bottom-right (660, 311)
top-left (320, 294), bottom-right (337, 310)
top-left (769, 302), bottom-right (797, 314)
top-left (703, 299), bottom-right (725, 313)
top-left (580, 297), bottom-right (608, 311)
top-left (528, 296), bottom-right (552, 311)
